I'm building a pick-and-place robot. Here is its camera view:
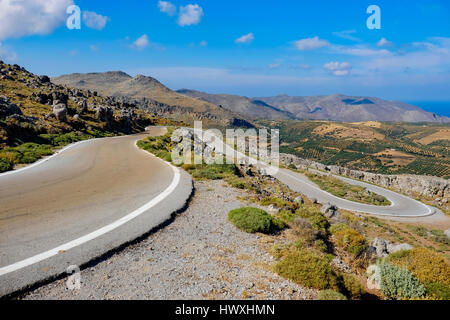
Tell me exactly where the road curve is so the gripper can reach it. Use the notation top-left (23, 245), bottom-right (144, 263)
top-left (0, 127), bottom-right (192, 297)
top-left (273, 169), bottom-right (435, 217)
top-left (192, 128), bottom-right (436, 218)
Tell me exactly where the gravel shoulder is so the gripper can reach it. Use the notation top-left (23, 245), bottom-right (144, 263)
top-left (23, 180), bottom-right (317, 300)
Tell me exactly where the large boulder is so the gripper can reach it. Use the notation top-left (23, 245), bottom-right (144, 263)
top-left (52, 92), bottom-right (68, 105)
top-left (53, 103), bottom-right (67, 122)
top-left (371, 237), bottom-right (390, 257)
top-left (371, 237), bottom-right (412, 258)
top-left (321, 203), bottom-right (340, 218)
top-left (0, 96), bottom-right (22, 117)
top-left (95, 106), bottom-right (114, 128)
top-left (445, 229), bottom-right (450, 240)
top-left (38, 75), bottom-right (50, 83)
top-left (77, 100), bottom-right (88, 114)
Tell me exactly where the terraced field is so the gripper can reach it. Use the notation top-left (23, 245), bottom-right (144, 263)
top-left (258, 120), bottom-right (450, 178)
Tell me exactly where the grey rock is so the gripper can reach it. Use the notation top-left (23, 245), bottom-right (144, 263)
top-left (39, 75), bottom-right (50, 83)
top-left (445, 229), bottom-right (450, 240)
top-left (371, 237), bottom-right (412, 257)
top-left (267, 204), bottom-right (279, 214)
top-left (77, 100), bottom-right (88, 114)
top-left (0, 96), bottom-right (22, 117)
top-left (321, 203), bottom-right (340, 218)
top-left (52, 103), bottom-right (67, 122)
top-left (95, 106), bottom-right (114, 128)
top-left (371, 237), bottom-right (390, 258)
top-left (294, 196), bottom-right (304, 205)
top-left (387, 243), bottom-right (413, 254)
top-left (332, 256), bottom-right (352, 273)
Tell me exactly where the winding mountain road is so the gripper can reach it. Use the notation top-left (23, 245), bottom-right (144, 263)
top-left (194, 128), bottom-right (437, 217)
top-left (0, 127), bottom-right (192, 297)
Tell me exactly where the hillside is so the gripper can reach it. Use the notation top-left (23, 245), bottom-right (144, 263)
top-left (0, 62), bottom-right (176, 173)
top-left (259, 119), bottom-right (450, 178)
top-left (256, 94), bottom-right (450, 123)
top-left (177, 89), bottom-right (294, 120)
top-left (53, 72), bottom-right (252, 128)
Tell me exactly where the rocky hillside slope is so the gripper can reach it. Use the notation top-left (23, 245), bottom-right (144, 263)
top-left (53, 72), bottom-right (252, 128)
top-left (0, 62), bottom-right (158, 148)
top-left (256, 94), bottom-right (450, 123)
top-left (177, 89), bottom-right (294, 120)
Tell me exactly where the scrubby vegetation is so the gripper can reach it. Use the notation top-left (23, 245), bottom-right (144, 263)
top-left (330, 224), bottom-right (367, 257)
top-left (303, 170), bottom-right (390, 206)
top-left (274, 245), bottom-right (339, 290)
top-left (317, 290), bottom-right (347, 300)
top-left (228, 207), bottom-right (285, 234)
top-left (387, 248), bottom-right (450, 286)
top-left (378, 262), bottom-right (426, 300)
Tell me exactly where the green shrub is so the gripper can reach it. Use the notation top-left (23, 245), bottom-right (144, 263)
top-left (291, 218), bottom-right (317, 247)
top-left (341, 273), bottom-right (365, 299)
top-left (317, 290), bottom-right (347, 300)
top-left (379, 262), bottom-right (426, 300)
top-left (329, 223), bottom-right (349, 235)
top-left (425, 282), bottom-right (450, 300)
top-left (274, 247), bottom-right (339, 290)
top-left (333, 228), bottom-right (367, 257)
top-left (387, 248), bottom-right (450, 286)
top-left (430, 230), bottom-right (450, 245)
top-left (260, 196), bottom-right (295, 209)
top-left (295, 207), bottom-right (329, 233)
top-left (228, 207), bottom-right (283, 234)
top-left (0, 158), bottom-right (13, 172)
top-left (275, 209), bottom-right (297, 223)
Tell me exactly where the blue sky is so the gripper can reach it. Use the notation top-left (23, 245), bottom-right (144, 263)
top-left (0, 0), bottom-right (449, 101)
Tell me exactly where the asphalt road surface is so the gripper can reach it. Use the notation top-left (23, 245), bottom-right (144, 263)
top-left (0, 127), bottom-right (192, 297)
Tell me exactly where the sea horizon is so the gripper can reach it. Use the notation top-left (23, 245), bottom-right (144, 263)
top-left (406, 101), bottom-right (450, 118)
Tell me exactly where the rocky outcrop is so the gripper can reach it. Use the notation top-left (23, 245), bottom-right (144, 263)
top-left (95, 106), bottom-right (113, 128)
top-left (280, 153), bottom-right (450, 200)
top-left (0, 96), bottom-right (22, 118)
top-left (321, 203), bottom-right (341, 219)
top-left (52, 103), bottom-right (67, 122)
top-left (371, 237), bottom-right (413, 258)
top-left (77, 100), bottom-right (88, 114)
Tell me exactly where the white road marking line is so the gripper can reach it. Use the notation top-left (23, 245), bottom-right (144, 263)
top-left (0, 141), bottom-right (181, 276)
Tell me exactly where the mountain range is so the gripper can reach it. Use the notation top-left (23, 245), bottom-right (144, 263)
top-left (53, 71), bottom-right (450, 124)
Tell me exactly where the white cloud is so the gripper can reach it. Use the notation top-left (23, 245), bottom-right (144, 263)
top-left (323, 61), bottom-right (352, 76)
top-left (0, 42), bottom-right (17, 62)
top-left (178, 4), bottom-right (203, 26)
top-left (269, 63), bottom-right (281, 69)
top-left (332, 30), bottom-right (360, 42)
top-left (132, 34), bottom-right (150, 50)
top-left (377, 37), bottom-right (393, 47)
top-left (0, 0), bottom-right (73, 40)
top-left (333, 45), bottom-right (392, 57)
top-left (158, 1), bottom-right (176, 16)
top-left (294, 36), bottom-right (329, 51)
top-left (90, 45), bottom-right (99, 52)
top-left (235, 33), bottom-right (254, 44)
top-left (83, 11), bottom-right (109, 30)
top-left (199, 40), bottom-right (208, 47)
